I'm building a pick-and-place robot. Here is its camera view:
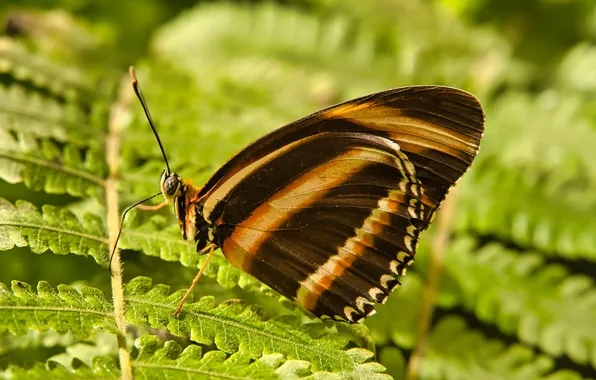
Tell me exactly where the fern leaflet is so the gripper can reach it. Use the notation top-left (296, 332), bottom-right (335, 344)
top-left (124, 276), bottom-right (356, 371)
top-left (0, 133), bottom-right (106, 199)
top-left (441, 237), bottom-right (596, 367)
top-left (0, 83), bottom-right (102, 146)
top-left (0, 278), bottom-right (384, 374)
top-left (0, 280), bottom-right (115, 339)
top-left (0, 37), bottom-right (102, 102)
top-left (0, 198), bottom-right (108, 266)
top-left (421, 316), bottom-right (588, 380)
top-left (3, 356), bottom-right (119, 379)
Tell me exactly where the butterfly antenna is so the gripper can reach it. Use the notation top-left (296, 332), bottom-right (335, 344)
top-left (129, 66), bottom-right (172, 176)
top-left (109, 191), bottom-right (162, 275)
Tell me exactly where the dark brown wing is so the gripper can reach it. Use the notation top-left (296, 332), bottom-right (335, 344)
top-left (212, 132), bottom-right (427, 322)
top-left (198, 86), bottom-right (484, 322)
top-left (199, 86), bottom-right (484, 213)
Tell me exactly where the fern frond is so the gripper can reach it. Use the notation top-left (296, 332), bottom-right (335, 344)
top-left (0, 83), bottom-right (103, 146)
top-left (0, 37), bottom-right (101, 102)
top-left (124, 277), bottom-right (356, 372)
top-left (3, 356), bottom-right (119, 380)
top-left (153, 3), bottom-right (395, 111)
top-left (133, 335), bottom-right (280, 379)
top-left (458, 166), bottom-right (596, 259)
top-left (0, 132), bottom-right (106, 199)
top-left (0, 198), bottom-right (108, 266)
top-left (340, 348), bottom-right (392, 380)
top-left (133, 335), bottom-right (390, 379)
top-left (481, 91), bottom-right (596, 184)
top-left (454, 90), bottom-right (596, 259)
top-left (441, 237), bottom-right (596, 367)
top-left (0, 280), bottom-right (115, 339)
top-left (151, 1), bottom-right (505, 118)
top-left (421, 316), bottom-right (565, 380)
top-left (0, 278), bottom-right (385, 376)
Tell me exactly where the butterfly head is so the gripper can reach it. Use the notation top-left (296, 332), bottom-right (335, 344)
top-left (160, 170), bottom-right (183, 204)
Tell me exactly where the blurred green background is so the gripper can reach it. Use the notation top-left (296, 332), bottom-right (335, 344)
top-left (1, 0), bottom-right (596, 379)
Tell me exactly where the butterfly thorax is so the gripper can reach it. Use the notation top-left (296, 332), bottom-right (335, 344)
top-left (159, 171), bottom-right (215, 253)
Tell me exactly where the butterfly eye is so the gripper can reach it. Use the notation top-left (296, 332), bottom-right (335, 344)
top-left (164, 175), bottom-right (180, 197)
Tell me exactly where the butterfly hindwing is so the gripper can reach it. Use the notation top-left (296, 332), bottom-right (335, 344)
top-left (208, 132), bottom-right (425, 321)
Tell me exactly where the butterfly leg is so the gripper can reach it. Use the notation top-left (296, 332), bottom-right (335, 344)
top-left (173, 243), bottom-right (216, 316)
top-left (137, 200), bottom-right (168, 211)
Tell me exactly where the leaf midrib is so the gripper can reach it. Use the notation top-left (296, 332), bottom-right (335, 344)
top-left (0, 221), bottom-right (107, 244)
top-left (0, 104), bottom-right (99, 138)
top-left (0, 304), bottom-right (112, 318)
top-left (0, 151), bottom-right (106, 186)
top-left (126, 296), bottom-right (343, 363)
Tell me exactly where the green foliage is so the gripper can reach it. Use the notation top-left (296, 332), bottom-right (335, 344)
top-left (1, 0), bottom-right (595, 379)
top-left (0, 280), bottom-right (115, 338)
top-left (0, 83), bottom-right (100, 145)
top-left (0, 277), bottom-right (386, 377)
top-left (0, 132), bottom-right (107, 199)
top-left (0, 198), bottom-right (108, 266)
top-left (133, 335), bottom-right (281, 380)
top-left (125, 276), bottom-right (353, 371)
top-left (0, 37), bottom-right (103, 102)
top-left (133, 335), bottom-right (390, 379)
top-left (4, 356), bottom-right (119, 380)
top-left (420, 316), bottom-right (587, 380)
top-left (440, 238), bottom-right (596, 367)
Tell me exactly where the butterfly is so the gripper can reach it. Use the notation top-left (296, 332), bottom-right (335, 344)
top-left (114, 67), bottom-right (485, 324)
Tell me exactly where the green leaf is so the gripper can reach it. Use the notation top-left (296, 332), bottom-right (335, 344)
top-left (458, 163), bottom-right (596, 260)
top-left (124, 276), bottom-right (355, 372)
top-left (440, 237), bottom-right (596, 367)
top-left (47, 331), bottom-right (118, 370)
top-left (421, 316), bottom-right (556, 380)
top-left (0, 37), bottom-right (103, 102)
top-left (132, 335), bottom-right (390, 380)
top-left (0, 280), bottom-right (115, 339)
top-left (0, 198), bottom-right (108, 267)
top-left (0, 83), bottom-right (104, 146)
top-left (3, 356), bottom-right (119, 379)
top-left (133, 335), bottom-right (281, 379)
top-left (0, 132), bottom-right (107, 199)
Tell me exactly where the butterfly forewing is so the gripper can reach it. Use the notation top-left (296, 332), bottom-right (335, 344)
top-left (194, 86), bottom-right (484, 322)
top-left (200, 86), bottom-right (483, 208)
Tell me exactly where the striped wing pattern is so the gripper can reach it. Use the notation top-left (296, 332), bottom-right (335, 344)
top-left (198, 86), bottom-right (484, 322)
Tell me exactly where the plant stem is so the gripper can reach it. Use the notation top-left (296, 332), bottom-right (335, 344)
top-left (406, 189), bottom-right (459, 380)
top-left (107, 75), bottom-right (134, 380)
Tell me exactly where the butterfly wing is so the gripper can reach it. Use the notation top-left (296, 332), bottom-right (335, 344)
top-left (200, 86), bottom-right (483, 209)
top-left (199, 86), bottom-right (484, 322)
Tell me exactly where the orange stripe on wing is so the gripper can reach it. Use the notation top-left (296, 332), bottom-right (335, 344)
top-left (294, 190), bottom-right (418, 321)
top-left (295, 237), bottom-right (364, 311)
top-left (223, 149), bottom-right (375, 272)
